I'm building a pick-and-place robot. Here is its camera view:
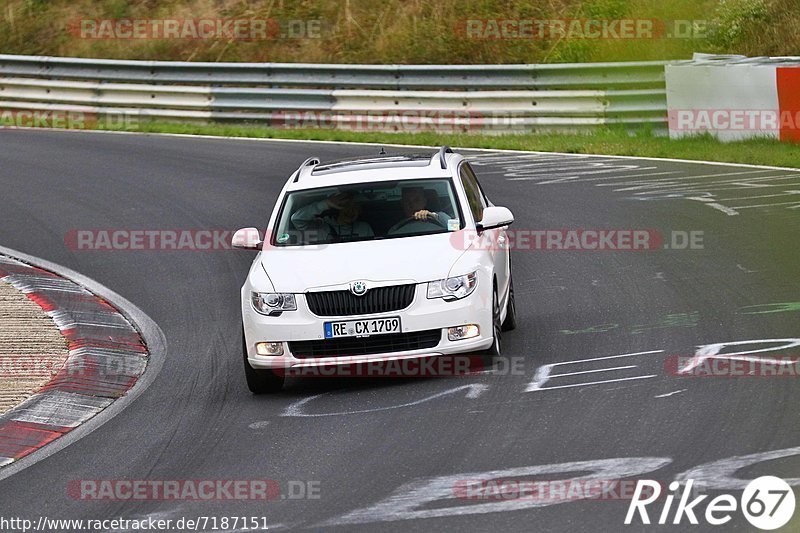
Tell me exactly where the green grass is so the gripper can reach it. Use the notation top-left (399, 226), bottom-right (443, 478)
top-left (2, 0), bottom-right (798, 64)
top-left (123, 121), bottom-right (800, 169)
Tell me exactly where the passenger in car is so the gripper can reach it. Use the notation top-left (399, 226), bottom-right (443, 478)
top-left (291, 192), bottom-right (374, 241)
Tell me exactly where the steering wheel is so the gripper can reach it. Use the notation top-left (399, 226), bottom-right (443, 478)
top-left (392, 215), bottom-right (443, 232)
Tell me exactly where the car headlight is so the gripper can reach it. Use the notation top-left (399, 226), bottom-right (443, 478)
top-left (251, 292), bottom-right (297, 315)
top-left (427, 271), bottom-right (478, 301)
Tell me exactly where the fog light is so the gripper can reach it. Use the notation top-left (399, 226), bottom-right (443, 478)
top-left (448, 325), bottom-right (479, 341)
top-left (256, 342), bottom-right (284, 356)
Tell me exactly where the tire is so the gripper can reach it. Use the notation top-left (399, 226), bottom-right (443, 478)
top-left (501, 275), bottom-right (517, 332)
top-left (242, 328), bottom-right (285, 393)
top-left (484, 286), bottom-right (502, 357)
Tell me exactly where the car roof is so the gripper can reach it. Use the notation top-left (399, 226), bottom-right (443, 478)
top-left (285, 148), bottom-right (462, 191)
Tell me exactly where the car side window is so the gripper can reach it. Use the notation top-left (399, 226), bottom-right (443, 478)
top-left (459, 162), bottom-right (486, 223)
top-left (468, 163), bottom-right (491, 207)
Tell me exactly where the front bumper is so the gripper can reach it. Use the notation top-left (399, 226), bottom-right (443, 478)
top-left (242, 283), bottom-right (493, 369)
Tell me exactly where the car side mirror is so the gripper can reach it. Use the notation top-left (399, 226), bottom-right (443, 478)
top-left (477, 206), bottom-right (514, 232)
top-left (232, 227), bottom-right (263, 250)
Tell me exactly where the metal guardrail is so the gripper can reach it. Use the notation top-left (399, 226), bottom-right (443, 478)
top-left (0, 54), bottom-right (672, 132)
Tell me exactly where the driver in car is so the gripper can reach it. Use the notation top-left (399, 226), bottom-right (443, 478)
top-left (387, 186), bottom-right (451, 235)
top-left (291, 192), bottom-right (374, 241)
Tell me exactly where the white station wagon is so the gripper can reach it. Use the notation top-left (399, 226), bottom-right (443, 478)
top-left (233, 147), bottom-right (516, 392)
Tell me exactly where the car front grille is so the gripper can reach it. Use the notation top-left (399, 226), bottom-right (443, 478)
top-left (289, 329), bottom-right (441, 359)
top-left (305, 284), bottom-right (416, 316)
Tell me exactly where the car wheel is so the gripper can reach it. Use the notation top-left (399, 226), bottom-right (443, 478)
top-left (484, 286), bottom-right (502, 357)
top-left (501, 275), bottom-right (517, 332)
top-left (242, 327), bottom-right (285, 393)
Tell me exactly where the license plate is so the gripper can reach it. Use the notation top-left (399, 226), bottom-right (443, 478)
top-left (324, 317), bottom-right (401, 338)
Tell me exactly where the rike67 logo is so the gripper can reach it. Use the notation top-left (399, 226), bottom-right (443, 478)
top-left (626, 476), bottom-right (795, 530)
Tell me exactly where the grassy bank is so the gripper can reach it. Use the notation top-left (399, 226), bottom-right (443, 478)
top-left (124, 122), bottom-right (800, 169)
top-left (1, 0), bottom-right (798, 64)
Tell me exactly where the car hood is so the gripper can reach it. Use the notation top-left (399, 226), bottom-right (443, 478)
top-left (260, 232), bottom-right (470, 292)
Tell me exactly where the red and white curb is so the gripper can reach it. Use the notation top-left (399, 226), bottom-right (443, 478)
top-left (0, 253), bottom-right (149, 468)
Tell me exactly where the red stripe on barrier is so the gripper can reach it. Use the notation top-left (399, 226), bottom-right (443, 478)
top-left (0, 420), bottom-right (69, 459)
top-left (65, 336), bottom-right (147, 353)
top-left (25, 292), bottom-right (117, 313)
top-left (41, 376), bottom-right (139, 397)
top-left (24, 292), bottom-right (56, 311)
top-left (777, 67), bottom-right (800, 142)
top-left (0, 257), bottom-right (149, 467)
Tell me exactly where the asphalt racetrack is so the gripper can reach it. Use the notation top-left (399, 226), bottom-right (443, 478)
top-left (0, 129), bottom-right (798, 531)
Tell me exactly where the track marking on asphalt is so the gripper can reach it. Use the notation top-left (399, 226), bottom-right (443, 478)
top-left (604, 169), bottom-right (781, 190)
top-left (280, 384), bottom-right (489, 418)
top-left (525, 350), bottom-right (664, 392)
top-left (508, 166), bottom-right (652, 184)
top-left (469, 151), bottom-right (800, 214)
top-left (718, 190), bottom-right (800, 202)
top-left (323, 445), bottom-right (800, 526)
top-left (548, 365), bottom-right (637, 378)
top-left (675, 338), bottom-right (800, 375)
top-left (321, 457), bottom-right (673, 525)
top-left (577, 171), bottom-right (680, 182)
top-left (654, 389), bottom-right (686, 399)
top-left (701, 202), bottom-right (739, 215)
top-left (737, 302), bottom-right (800, 315)
top-left (732, 200), bottom-right (800, 209)
top-left (675, 447), bottom-right (800, 489)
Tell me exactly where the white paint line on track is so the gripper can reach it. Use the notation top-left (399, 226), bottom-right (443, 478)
top-left (525, 350), bottom-right (664, 392)
top-left (654, 389), bottom-right (686, 399)
top-left (529, 374), bottom-right (658, 391)
top-left (580, 171), bottom-right (681, 182)
top-left (627, 174), bottom-right (800, 194)
top-left (508, 165), bottom-right (652, 182)
top-left (719, 190), bottom-right (800, 201)
top-left (548, 365), bottom-right (637, 378)
top-left (554, 349), bottom-right (664, 365)
top-left (677, 338), bottom-right (800, 375)
top-left (732, 200), bottom-right (800, 209)
top-left (603, 169), bottom-right (781, 190)
top-left (281, 384), bottom-right (489, 417)
top-left (706, 203), bottom-right (740, 215)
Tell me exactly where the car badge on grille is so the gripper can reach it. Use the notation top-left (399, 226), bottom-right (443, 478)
top-left (350, 280), bottom-right (368, 296)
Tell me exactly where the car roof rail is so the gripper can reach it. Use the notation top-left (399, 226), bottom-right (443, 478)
top-left (292, 157), bottom-right (321, 182)
top-left (436, 146), bottom-right (454, 170)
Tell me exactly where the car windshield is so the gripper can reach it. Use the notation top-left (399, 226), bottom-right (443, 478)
top-left (273, 178), bottom-right (464, 246)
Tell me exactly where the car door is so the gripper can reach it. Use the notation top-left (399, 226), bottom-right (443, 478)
top-left (459, 162), bottom-right (511, 306)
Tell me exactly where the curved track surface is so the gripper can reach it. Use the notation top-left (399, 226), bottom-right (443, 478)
top-left (0, 129), bottom-right (799, 531)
